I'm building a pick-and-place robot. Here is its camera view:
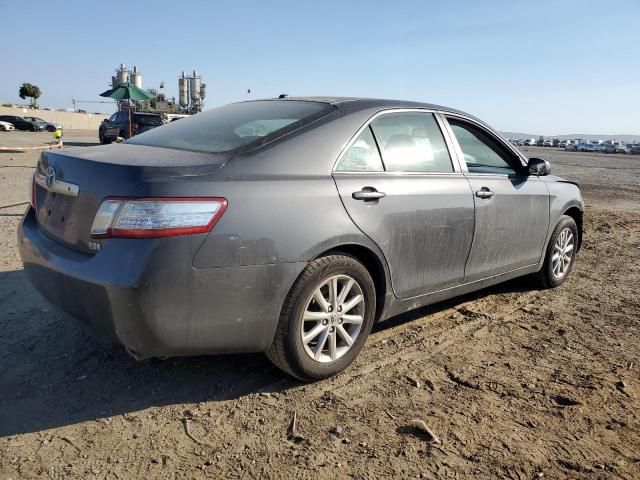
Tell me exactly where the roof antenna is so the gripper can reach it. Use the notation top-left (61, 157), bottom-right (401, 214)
top-left (278, 94), bottom-right (289, 99)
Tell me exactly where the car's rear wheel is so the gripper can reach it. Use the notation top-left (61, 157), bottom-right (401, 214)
top-left (267, 254), bottom-right (376, 381)
top-left (536, 215), bottom-right (578, 289)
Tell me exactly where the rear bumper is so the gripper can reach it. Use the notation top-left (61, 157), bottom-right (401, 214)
top-left (17, 208), bottom-right (305, 358)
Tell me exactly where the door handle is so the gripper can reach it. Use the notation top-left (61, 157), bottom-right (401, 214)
top-left (352, 188), bottom-right (386, 201)
top-left (475, 188), bottom-right (495, 199)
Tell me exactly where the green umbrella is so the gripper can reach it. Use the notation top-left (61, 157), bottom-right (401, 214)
top-left (100, 82), bottom-right (155, 139)
top-left (99, 82), bottom-right (154, 101)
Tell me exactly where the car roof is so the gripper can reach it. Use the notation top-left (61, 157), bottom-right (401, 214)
top-left (243, 96), bottom-right (473, 118)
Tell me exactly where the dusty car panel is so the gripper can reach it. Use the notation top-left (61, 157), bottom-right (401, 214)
top-left (18, 97), bottom-right (584, 379)
top-left (461, 174), bottom-right (550, 281)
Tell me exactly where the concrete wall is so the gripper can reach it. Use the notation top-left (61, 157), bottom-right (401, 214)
top-left (0, 106), bottom-right (108, 130)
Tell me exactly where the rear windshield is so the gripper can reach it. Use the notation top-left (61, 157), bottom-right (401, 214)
top-left (135, 114), bottom-right (163, 126)
top-left (128, 100), bottom-right (334, 153)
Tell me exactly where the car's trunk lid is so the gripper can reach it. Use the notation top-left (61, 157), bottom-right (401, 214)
top-left (34, 144), bottom-right (228, 254)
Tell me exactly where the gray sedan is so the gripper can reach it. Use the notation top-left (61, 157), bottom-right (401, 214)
top-left (18, 97), bottom-right (584, 380)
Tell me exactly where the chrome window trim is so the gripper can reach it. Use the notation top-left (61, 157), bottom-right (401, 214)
top-left (332, 108), bottom-right (464, 175)
top-left (434, 112), bottom-right (466, 173)
top-left (434, 111), bottom-right (468, 174)
top-left (332, 171), bottom-right (467, 178)
top-left (459, 172), bottom-right (510, 178)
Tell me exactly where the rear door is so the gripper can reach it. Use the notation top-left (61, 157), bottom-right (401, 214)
top-left (333, 110), bottom-right (475, 299)
top-left (443, 115), bottom-right (550, 282)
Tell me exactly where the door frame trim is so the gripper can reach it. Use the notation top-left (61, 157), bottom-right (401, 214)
top-left (332, 108), bottom-right (467, 174)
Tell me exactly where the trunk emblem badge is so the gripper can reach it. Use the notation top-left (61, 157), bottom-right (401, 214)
top-left (45, 167), bottom-right (56, 189)
top-left (35, 166), bottom-right (80, 197)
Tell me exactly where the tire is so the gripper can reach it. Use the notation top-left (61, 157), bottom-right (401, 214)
top-left (536, 215), bottom-right (578, 289)
top-left (99, 131), bottom-right (109, 144)
top-left (266, 254), bottom-right (376, 381)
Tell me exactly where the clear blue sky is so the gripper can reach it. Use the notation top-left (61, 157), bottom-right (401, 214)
top-left (2, 0), bottom-right (638, 134)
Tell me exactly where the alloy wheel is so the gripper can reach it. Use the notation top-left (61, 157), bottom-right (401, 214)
top-left (552, 227), bottom-right (574, 279)
top-left (300, 274), bottom-right (365, 363)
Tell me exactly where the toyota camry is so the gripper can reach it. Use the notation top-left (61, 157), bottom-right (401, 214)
top-left (18, 97), bottom-right (584, 381)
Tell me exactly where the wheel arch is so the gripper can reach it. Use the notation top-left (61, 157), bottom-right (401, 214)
top-left (563, 206), bottom-right (583, 251)
top-left (314, 243), bottom-right (389, 322)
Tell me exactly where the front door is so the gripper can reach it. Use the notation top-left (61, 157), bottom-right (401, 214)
top-left (444, 116), bottom-right (550, 282)
top-left (333, 111), bottom-right (475, 299)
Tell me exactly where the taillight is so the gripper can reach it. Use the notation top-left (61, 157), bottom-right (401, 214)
top-left (91, 197), bottom-right (227, 239)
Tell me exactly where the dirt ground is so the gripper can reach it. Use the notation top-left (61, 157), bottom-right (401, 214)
top-left (0, 135), bottom-right (639, 479)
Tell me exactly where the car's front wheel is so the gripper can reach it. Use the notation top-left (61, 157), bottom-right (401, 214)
top-left (537, 215), bottom-right (578, 289)
top-left (99, 131), bottom-right (111, 144)
top-left (267, 254), bottom-right (376, 381)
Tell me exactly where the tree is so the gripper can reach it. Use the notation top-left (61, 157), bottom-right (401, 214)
top-left (19, 83), bottom-right (41, 108)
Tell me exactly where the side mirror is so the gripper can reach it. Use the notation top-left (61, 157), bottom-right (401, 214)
top-left (528, 157), bottom-right (551, 176)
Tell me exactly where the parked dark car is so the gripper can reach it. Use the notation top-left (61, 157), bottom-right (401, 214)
top-left (24, 116), bottom-right (63, 132)
top-left (99, 111), bottom-right (164, 143)
top-left (630, 145), bottom-right (640, 155)
top-left (19, 97), bottom-right (584, 381)
top-left (601, 144), bottom-right (617, 154)
top-left (0, 115), bottom-right (41, 131)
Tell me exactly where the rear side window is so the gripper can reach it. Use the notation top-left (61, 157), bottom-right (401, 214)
top-left (128, 100), bottom-right (334, 153)
top-left (135, 115), bottom-right (163, 126)
top-left (335, 126), bottom-right (384, 172)
top-left (370, 112), bottom-right (453, 173)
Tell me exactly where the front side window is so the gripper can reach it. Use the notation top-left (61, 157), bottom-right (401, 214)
top-left (335, 126), bottom-right (384, 172)
top-left (129, 100), bottom-right (334, 153)
top-left (448, 119), bottom-right (519, 175)
top-left (369, 112), bottom-right (453, 173)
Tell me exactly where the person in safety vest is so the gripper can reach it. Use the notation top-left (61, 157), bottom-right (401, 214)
top-left (53, 128), bottom-right (63, 141)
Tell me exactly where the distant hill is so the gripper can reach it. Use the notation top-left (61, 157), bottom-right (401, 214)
top-left (501, 132), bottom-right (640, 143)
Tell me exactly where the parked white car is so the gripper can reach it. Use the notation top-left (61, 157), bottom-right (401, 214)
top-left (0, 120), bottom-right (16, 131)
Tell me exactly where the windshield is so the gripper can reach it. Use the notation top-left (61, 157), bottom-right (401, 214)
top-left (128, 100), bottom-right (334, 153)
